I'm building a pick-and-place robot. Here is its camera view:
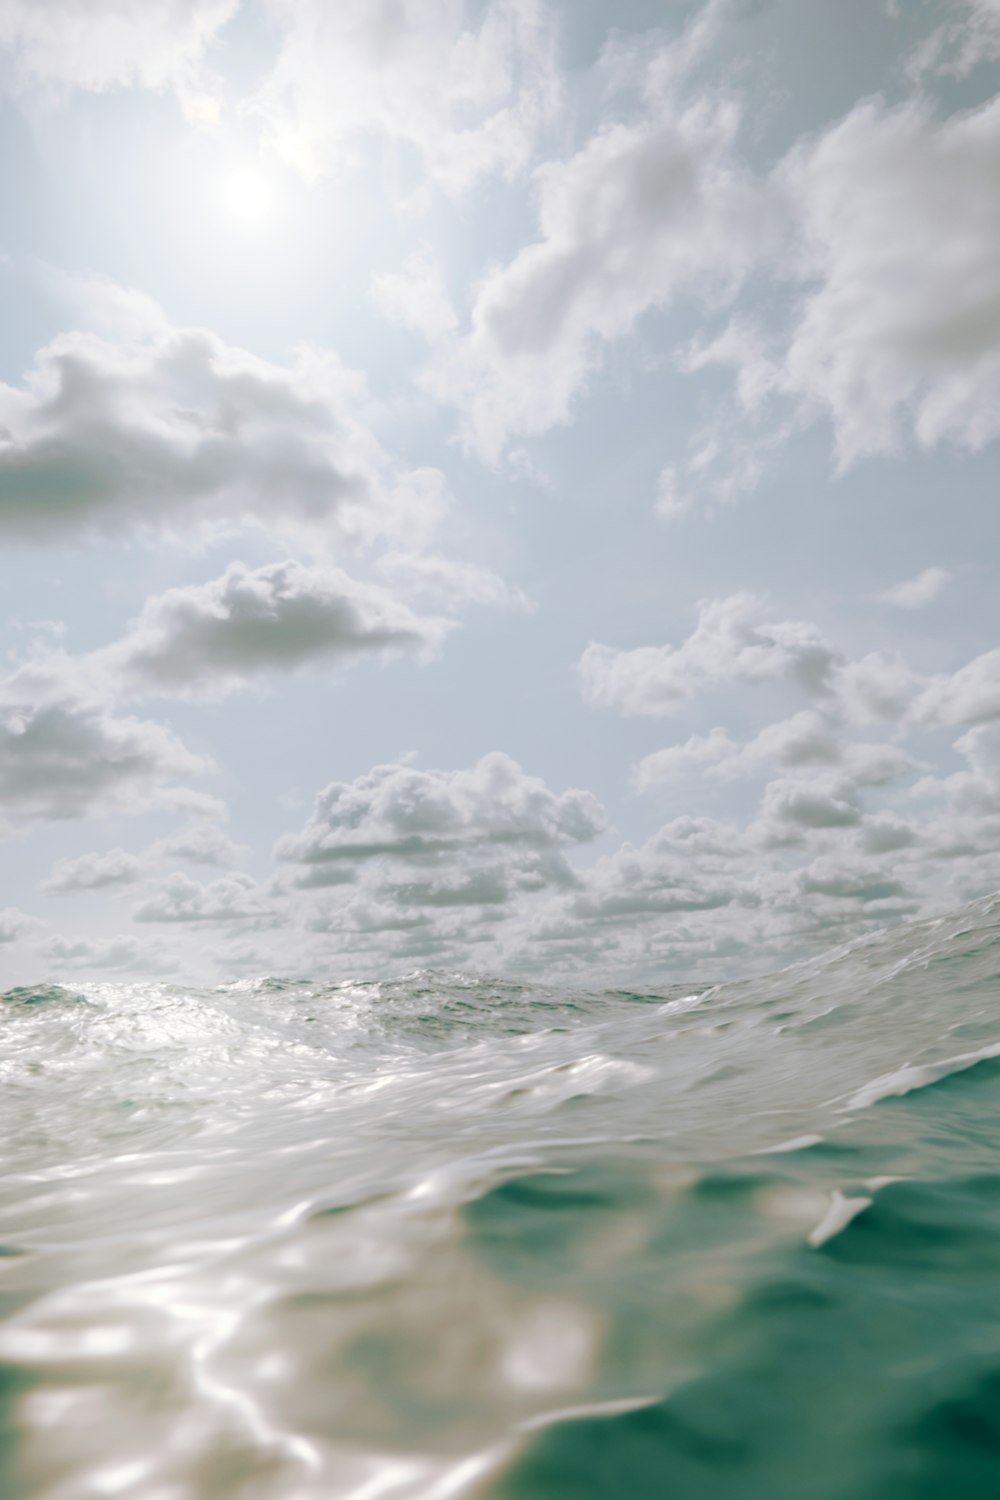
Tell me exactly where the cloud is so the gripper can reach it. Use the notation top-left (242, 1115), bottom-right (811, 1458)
top-left (147, 823), bottom-right (246, 867)
top-left (41, 848), bottom-right (142, 894)
top-left (377, 552), bottom-right (532, 611)
top-left (0, 907), bottom-right (35, 943)
top-left (912, 649), bottom-right (1000, 727)
top-left (581, 593), bottom-right (1000, 734)
top-left (771, 95), bottom-right (1000, 464)
top-left (428, 86), bottom-right (768, 460)
top-left (277, 753), bottom-right (605, 973)
top-left (270, 756), bottom-right (615, 983)
top-left (660, 87), bottom-right (1000, 505)
top-left (564, 833), bottom-right (743, 923)
top-left (0, 318), bottom-right (447, 548)
top-left (879, 567), bottom-right (952, 609)
top-left (794, 857), bottom-right (909, 904)
top-left (635, 726), bottom-right (738, 786)
top-left (44, 933), bottom-right (177, 973)
top-left (100, 559), bottom-right (448, 700)
top-left (0, 688), bottom-right (211, 831)
top-left (371, 252), bottom-right (458, 342)
top-left (276, 752), bottom-right (604, 871)
top-left (132, 872), bottom-right (278, 924)
top-left (253, 0), bottom-right (561, 192)
top-left (907, 0), bottom-right (1000, 79)
top-left (0, 0), bottom-right (236, 112)
top-left (752, 776), bottom-right (863, 844)
top-left (638, 711), bottom-right (918, 789)
top-left (580, 594), bottom-right (839, 717)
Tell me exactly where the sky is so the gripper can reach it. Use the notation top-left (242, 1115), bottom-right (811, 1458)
top-left (0, 0), bottom-right (999, 988)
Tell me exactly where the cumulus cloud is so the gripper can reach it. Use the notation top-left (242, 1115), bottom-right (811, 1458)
top-left (44, 933), bottom-right (177, 973)
top-left (41, 848), bottom-right (142, 894)
top-left (636, 711), bottom-right (918, 789)
top-left (0, 907), bottom-right (35, 943)
top-left (0, 318), bottom-right (447, 548)
top-left (267, 756), bottom-right (615, 980)
top-left (100, 559), bottom-right (448, 700)
top-left (752, 776), bottom-right (863, 844)
top-left (700, 95), bottom-right (1000, 471)
top-left (276, 752), bottom-right (604, 872)
top-left (635, 726), bottom-right (738, 786)
top-left (147, 823), bottom-right (246, 867)
top-left (580, 594), bottom-right (839, 717)
top-left (632, 80), bottom-right (1000, 511)
top-left (879, 567), bottom-right (952, 609)
top-left (581, 593), bottom-right (997, 735)
top-left (911, 649), bottom-right (1000, 727)
top-left (275, 754), bottom-right (605, 976)
top-left (253, 0), bottom-right (560, 192)
top-left (427, 84), bottom-right (769, 459)
top-left (0, 690), bottom-right (211, 831)
top-left (133, 872), bottom-right (278, 924)
top-left (516, 795), bottom-right (931, 980)
top-left (265, 702), bottom-right (1000, 982)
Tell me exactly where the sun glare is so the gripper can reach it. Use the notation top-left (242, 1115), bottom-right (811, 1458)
top-left (223, 167), bottom-right (273, 226)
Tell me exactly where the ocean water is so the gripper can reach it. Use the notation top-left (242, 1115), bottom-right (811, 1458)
top-left (3, 897), bottom-right (1000, 1499)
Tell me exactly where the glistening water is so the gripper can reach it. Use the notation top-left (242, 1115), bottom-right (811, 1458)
top-left (3, 894), bottom-right (1000, 1498)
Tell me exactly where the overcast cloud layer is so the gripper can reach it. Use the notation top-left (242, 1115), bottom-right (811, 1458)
top-left (0, 0), bottom-right (998, 986)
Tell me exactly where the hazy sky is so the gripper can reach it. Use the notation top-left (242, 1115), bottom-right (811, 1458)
top-left (1, 0), bottom-right (999, 987)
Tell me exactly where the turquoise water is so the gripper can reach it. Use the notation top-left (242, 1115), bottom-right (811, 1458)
top-left (2, 894), bottom-right (1000, 1497)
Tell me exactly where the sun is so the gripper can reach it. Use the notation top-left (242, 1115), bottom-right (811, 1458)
top-left (222, 167), bottom-right (274, 226)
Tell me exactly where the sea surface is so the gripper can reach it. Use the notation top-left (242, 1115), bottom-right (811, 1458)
top-left (3, 895), bottom-right (1000, 1498)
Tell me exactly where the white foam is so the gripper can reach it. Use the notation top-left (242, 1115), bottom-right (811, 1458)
top-left (519, 1392), bottom-right (661, 1432)
top-left (808, 1190), bottom-right (872, 1248)
top-left (843, 1040), bottom-right (1000, 1112)
top-left (756, 1134), bottom-right (825, 1156)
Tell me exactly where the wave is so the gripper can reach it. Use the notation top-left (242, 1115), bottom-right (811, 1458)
top-left (3, 893), bottom-right (1000, 1496)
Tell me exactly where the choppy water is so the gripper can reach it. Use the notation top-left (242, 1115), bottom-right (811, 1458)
top-left (3, 896), bottom-right (1000, 1498)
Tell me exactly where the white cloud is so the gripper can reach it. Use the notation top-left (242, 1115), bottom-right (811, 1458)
top-left (428, 89), bottom-right (768, 460)
top-left (147, 823), bottom-right (245, 867)
top-left (581, 593), bottom-right (998, 735)
top-left (101, 559), bottom-right (448, 700)
top-left (0, 319), bottom-right (447, 549)
top-left (0, 690), bottom-right (211, 831)
top-left (41, 848), bottom-right (142, 894)
top-left (635, 726), bottom-right (738, 786)
top-left (44, 933), bottom-right (177, 973)
top-left (0, 0), bottom-right (236, 113)
top-left (0, 907), bottom-right (35, 943)
top-left (665, 88), bottom-right (1000, 505)
top-left (752, 776), bottom-right (863, 844)
top-left (579, 594), bottom-right (838, 717)
top-left (276, 752), bottom-right (604, 873)
top-left (912, 649), bottom-right (1000, 727)
top-left (133, 872), bottom-right (278, 924)
top-left (774, 95), bottom-right (1000, 464)
top-left (636, 710), bottom-right (918, 789)
top-left (371, 252), bottom-right (458, 343)
top-left (254, 0), bottom-right (560, 192)
top-left (794, 856), bottom-right (909, 905)
top-left (907, 0), bottom-right (1000, 79)
top-left (879, 566), bottom-right (952, 609)
top-left (377, 552), bottom-right (532, 611)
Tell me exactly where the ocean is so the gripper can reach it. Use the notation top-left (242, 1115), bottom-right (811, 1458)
top-left (3, 893), bottom-right (1000, 1498)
